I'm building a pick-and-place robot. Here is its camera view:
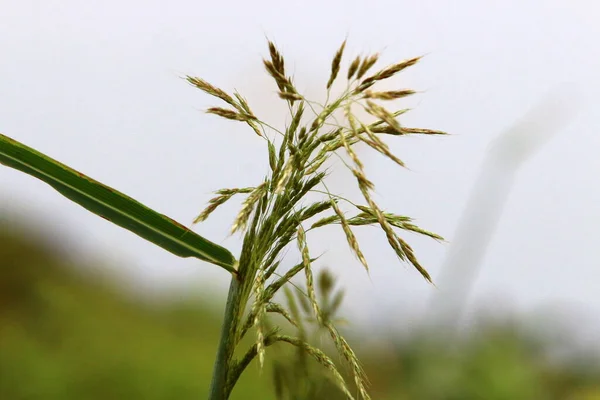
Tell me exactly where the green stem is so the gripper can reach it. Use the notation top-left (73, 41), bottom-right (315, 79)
top-left (208, 275), bottom-right (242, 400)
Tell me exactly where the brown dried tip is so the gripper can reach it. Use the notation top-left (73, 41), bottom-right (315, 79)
top-left (327, 40), bottom-right (346, 89)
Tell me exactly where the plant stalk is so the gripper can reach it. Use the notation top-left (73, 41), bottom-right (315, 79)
top-left (208, 274), bottom-right (242, 400)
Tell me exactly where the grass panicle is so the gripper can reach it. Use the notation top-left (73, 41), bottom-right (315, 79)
top-left (357, 121), bottom-right (406, 167)
top-left (192, 38), bottom-right (444, 400)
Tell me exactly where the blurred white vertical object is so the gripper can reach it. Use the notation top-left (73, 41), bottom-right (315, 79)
top-left (427, 84), bottom-right (583, 332)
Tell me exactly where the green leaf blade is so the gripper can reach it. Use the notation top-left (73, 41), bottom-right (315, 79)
top-left (0, 133), bottom-right (237, 274)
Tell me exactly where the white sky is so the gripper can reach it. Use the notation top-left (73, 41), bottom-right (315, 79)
top-left (1, 0), bottom-right (599, 343)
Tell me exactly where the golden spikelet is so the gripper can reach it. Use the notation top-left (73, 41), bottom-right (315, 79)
top-left (186, 76), bottom-right (236, 106)
top-left (206, 107), bottom-right (257, 122)
top-left (356, 54), bottom-right (379, 80)
top-left (268, 40), bottom-right (285, 75)
top-left (363, 56), bottom-right (421, 84)
top-left (263, 59), bottom-right (296, 95)
top-left (364, 100), bottom-right (403, 133)
top-left (364, 89), bottom-right (416, 100)
top-left (327, 40), bottom-right (346, 89)
top-left (278, 91), bottom-right (303, 101)
top-left (358, 121), bottom-right (406, 167)
top-left (396, 235), bottom-right (433, 282)
top-left (347, 55), bottom-right (361, 80)
top-left (341, 110), bottom-right (365, 170)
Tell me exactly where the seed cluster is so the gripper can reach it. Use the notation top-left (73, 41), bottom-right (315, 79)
top-left (188, 39), bottom-right (445, 399)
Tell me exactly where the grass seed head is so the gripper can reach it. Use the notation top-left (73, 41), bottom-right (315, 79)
top-left (326, 324), bottom-right (371, 400)
top-left (347, 55), bottom-right (361, 80)
top-left (365, 100), bottom-right (403, 133)
top-left (300, 201), bottom-right (333, 222)
top-left (194, 187), bottom-right (254, 224)
top-left (297, 227), bottom-right (322, 324)
top-left (359, 56), bottom-right (421, 89)
top-left (252, 268), bottom-right (267, 369)
top-left (268, 141), bottom-right (277, 172)
top-left (231, 182), bottom-right (267, 234)
top-left (278, 91), bottom-right (303, 101)
top-left (357, 121), bottom-right (406, 167)
top-left (356, 54), bottom-right (379, 80)
top-left (193, 195), bottom-right (231, 224)
top-left (274, 158), bottom-right (294, 194)
top-left (268, 40), bottom-right (285, 76)
top-left (263, 59), bottom-right (296, 95)
top-left (397, 236), bottom-right (433, 282)
top-left (364, 89), bottom-right (416, 100)
top-left (206, 107), bottom-right (256, 122)
top-left (327, 40), bottom-right (347, 89)
top-left (186, 76), bottom-right (236, 106)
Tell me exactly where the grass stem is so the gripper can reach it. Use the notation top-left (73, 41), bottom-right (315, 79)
top-left (209, 275), bottom-right (242, 400)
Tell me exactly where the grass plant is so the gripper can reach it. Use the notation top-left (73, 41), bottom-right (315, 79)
top-left (188, 39), bottom-right (446, 400)
top-left (0, 38), bottom-right (445, 400)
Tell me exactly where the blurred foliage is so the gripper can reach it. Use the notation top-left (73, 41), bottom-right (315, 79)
top-left (1, 218), bottom-right (599, 399)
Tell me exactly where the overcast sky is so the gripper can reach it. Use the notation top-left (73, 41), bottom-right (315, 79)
top-left (1, 0), bottom-right (599, 343)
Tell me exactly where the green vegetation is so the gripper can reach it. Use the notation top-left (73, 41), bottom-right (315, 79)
top-left (1, 222), bottom-right (599, 399)
top-left (2, 38), bottom-right (598, 399)
top-left (1, 38), bottom-right (446, 399)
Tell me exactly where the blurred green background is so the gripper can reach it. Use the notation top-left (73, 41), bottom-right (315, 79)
top-left (1, 217), bottom-right (599, 400)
